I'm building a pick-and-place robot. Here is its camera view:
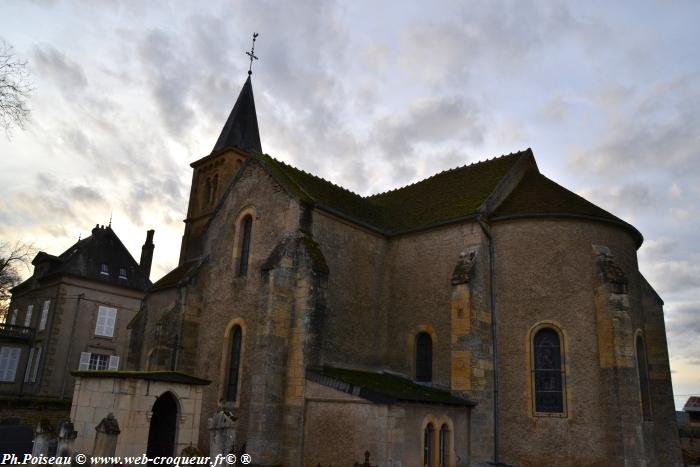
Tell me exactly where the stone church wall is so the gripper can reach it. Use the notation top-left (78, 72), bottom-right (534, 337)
top-left (311, 210), bottom-right (389, 369)
top-left (185, 161), bottom-right (307, 454)
top-left (302, 381), bottom-right (470, 466)
top-left (491, 217), bottom-right (681, 466)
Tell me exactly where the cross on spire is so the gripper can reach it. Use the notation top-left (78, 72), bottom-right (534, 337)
top-left (246, 32), bottom-right (259, 76)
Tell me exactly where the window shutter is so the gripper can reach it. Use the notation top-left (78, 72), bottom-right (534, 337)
top-left (24, 347), bottom-right (36, 382)
top-left (24, 305), bottom-right (33, 327)
top-left (39, 300), bottom-right (50, 331)
top-left (108, 355), bottom-right (120, 371)
top-left (30, 346), bottom-right (42, 382)
top-left (96, 306), bottom-right (117, 337)
top-left (79, 352), bottom-right (91, 370)
top-left (106, 308), bottom-right (117, 337)
top-left (7, 348), bottom-right (20, 381)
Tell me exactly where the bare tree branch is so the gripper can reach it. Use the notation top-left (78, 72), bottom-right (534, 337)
top-left (0, 37), bottom-right (32, 138)
top-left (0, 240), bottom-right (36, 322)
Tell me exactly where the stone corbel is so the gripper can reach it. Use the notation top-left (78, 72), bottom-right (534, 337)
top-left (451, 246), bottom-right (480, 285)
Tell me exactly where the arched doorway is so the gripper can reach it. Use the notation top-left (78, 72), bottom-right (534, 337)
top-left (146, 392), bottom-right (178, 460)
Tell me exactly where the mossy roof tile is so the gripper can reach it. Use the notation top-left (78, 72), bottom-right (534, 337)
top-left (309, 366), bottom-right (475, 406)
top-left (257, 151), bottom-right (525, 234)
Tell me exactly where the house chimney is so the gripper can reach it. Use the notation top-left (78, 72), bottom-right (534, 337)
top-left (140, 230), bottom-right (155, 279)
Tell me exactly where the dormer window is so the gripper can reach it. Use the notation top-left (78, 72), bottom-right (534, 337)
top-left (119, 267), bottom-right (127, 279)
top-left (100, 264), bottom-right (109, 275)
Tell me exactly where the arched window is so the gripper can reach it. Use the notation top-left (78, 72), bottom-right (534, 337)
top-left (225, 326), bottom-right (242, 402)
top-left (439, 424), bottom-right (449, 467)
top-left (238, 215), bottom-right (253, 276)
top-left (636, 335), bottom-right (652, 420)
top-left (423, 423), bottom-right (434, 467)
top-left (416, 332), bottom-right (432, 383)
top-left (532, 327), bottom-right (565, 414)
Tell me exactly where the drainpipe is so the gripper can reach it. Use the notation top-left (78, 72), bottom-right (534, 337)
top-left (171, 287), bottom-right (186, 371)
top-left (477, 215), bottom-right (500, 465)
top-left (61, 293), bottom-right (84, 399)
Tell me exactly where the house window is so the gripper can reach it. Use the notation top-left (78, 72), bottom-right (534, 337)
top-left (95, 306), bottom-right (117, 337)
top-left (416, 332), bottom-right (433, 383)
top-left (532, 327), bottom-right (565, 414)
top-left (100, 263), bottom-right (109, 275)
top-left (439, 424), bottom-right (449, 467)
top-left (39, 300), bottom-right (50, 331)
top-left (636, 335), bottom-right (652, 420)
top-left (118, 267), bottom-right (127, 279)
top-left (9, 309), bottom-right (18, 325)
top-left (79, 352), bottom-right (119, 371)
top-left (24, 305), bottom-right (33, 327)
top-left (423, 423), bottom-right (434, 467)
top-left (0, 346), bottom-right (21, 382)
top-left (225, 325), bottom-right (243, 402)
top-left (238, 215), bottom-right (253, 277)
top-left (24, 345), bottom-right (42, 383)
top-left (89, 353), bottom-right (109, 370)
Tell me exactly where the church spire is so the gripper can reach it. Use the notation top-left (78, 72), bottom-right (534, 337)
top-left (212, 34), bottom-right (262, 154)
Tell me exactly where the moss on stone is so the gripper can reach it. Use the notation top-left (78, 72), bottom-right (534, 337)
top-left (316, 366), bottom-right (474, 406)
top-left (70, 370), bottom-right (211, 385)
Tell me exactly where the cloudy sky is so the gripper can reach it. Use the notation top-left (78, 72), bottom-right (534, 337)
top-left (1, 0), bottom-right (698, 407)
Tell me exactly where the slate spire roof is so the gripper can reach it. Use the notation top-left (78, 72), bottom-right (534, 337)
top-left (211, 76), bottom-right (262, 154)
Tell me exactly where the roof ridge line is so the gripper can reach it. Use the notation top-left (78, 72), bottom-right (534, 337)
top-left (365, 150), bottom-right (527, 199)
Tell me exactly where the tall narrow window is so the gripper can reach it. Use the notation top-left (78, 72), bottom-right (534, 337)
top-left (636, 335), bottom-right (652, 420)
top-left (238, 216), bottom-right (253, 277)
top-left (95, 306), bottom-right (117, 337)
top-left (0, 346), bottom-right (21, 382)
top-left (439, 424), bottom-right (449, 467)
top-left (24, 305), bottom-right (33, 327)
top-left (533, 328), bottom-right (565, 414)
top-left (225, 326), bottom-right (242, 402)
top-left (39, 300), bottom-right (50, 331)
top-left (423, 423), bottom-right (434, 467)
top-left (416, 332), bottom-right (433, 383)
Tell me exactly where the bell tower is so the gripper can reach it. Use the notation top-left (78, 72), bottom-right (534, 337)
top-left (179, 36), bottom-right (263, 264)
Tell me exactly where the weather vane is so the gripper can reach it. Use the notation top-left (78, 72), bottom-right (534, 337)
top-left (246, 32), bottom-right (259, 76)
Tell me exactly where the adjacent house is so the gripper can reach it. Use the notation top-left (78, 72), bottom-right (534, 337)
top-left (0, 225), bottom-right (153, 401)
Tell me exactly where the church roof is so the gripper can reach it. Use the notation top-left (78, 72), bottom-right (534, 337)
top-left (256, 151), bottom-right (524, 234)
top-left (14, 225), bottom-right (150, 293)
top-left (252, 149), bottom-right (641, 244)
top-left (151, 259), bottom-right (203, 291)
top-left (211, 76), bottom-right (262, 154)
top-left (307, 366), bottom-right (476, 407)
top-left (492, 168), bottom-right (643, 245)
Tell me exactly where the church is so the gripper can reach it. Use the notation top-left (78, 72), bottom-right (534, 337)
top-left (64, 66), bottom-right (683, 466)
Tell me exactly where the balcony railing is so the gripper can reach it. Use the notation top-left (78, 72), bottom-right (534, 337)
top-left (0, 323), bottom-right (35, 341)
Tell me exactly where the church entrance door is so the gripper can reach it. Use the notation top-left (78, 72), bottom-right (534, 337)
top-left (146, 392), bottom-right (178, 462)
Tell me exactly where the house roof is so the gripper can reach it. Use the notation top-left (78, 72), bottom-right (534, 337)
top-left (307, 366), bottom-right (476, 407)
top-left (15, 225), bottom-right (150, 292)
top-left (211, 76), bottom-right (262, 154)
